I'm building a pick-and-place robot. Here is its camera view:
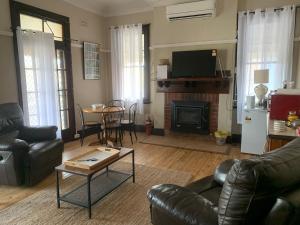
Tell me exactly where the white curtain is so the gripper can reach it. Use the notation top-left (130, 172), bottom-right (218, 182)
top-left (237, 6), bottom-right (295, 124)
top-left (110, 24), bottom-right (144, 113)
top-left (17, 28), bottom-right (61, 136)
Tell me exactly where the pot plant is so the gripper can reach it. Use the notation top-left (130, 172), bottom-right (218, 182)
top-left (214, 131), bottom-right (229, 145)
top-left (145, 115), bottom-right (153, 136)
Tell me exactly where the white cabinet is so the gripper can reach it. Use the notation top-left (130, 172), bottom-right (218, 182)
top-left (241, 109), bottom-right (268, 155)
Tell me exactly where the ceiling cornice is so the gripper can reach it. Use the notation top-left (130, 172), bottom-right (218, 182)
top-left (63, 0), bottom-right (105, 16)
top-left (63, 0), bottom-right (195, 18)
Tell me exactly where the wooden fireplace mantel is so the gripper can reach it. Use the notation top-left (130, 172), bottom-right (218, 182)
top-left (156, 71), bottom-right (231, 94)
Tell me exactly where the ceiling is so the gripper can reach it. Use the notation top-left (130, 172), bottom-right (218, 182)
top-left (63, 0), bottom-right (196, 17)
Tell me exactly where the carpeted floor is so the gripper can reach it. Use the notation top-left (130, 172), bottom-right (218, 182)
top-left (140, 132), bottom-right (231, 154)
top-left (0, 162), bottom-right (191, 225)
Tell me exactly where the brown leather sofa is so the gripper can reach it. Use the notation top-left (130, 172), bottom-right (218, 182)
top-left (147, 138), bottom-right (300, 225)
top-left (0, 103), bottom-right (63, 186)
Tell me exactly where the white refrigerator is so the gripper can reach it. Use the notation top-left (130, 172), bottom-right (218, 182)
top-left (241, 109), bottom-right (268, 155)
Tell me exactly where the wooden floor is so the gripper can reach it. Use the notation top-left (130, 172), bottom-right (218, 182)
top-left (0, 132), bottom-right (249, 210)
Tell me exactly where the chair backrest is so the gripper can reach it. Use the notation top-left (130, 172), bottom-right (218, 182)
top-left (218, 138), bottom-right (300, 225)
top-left (107, 100), bottom-right (125, 108)
top-left (77, 104), bottom-right (85, 126)
top-left (0, 103), bottom-right (24, 136)
top-left (102, 106), bottom-right (123, 127)
top-left (128, 103), bottom-right (137, 123)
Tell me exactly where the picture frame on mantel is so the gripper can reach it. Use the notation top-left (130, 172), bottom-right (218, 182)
top-left (83, 42), bottom-right (100, 80)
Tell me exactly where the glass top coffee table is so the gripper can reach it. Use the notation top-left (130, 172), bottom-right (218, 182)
top-left (55, 147), bottom-right (135, 219)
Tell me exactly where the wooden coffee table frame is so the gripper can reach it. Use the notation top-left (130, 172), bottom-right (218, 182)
top-left (55, 148), bottom-right (135, 219)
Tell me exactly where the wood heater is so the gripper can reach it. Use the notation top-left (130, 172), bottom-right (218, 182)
top-left (171, 101), bottom-right (209, 134)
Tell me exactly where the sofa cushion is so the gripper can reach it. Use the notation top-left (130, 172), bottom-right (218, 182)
top-left (185, 175), bottom-right (221, 210)
top-left (218, 138), bottom-right (300, 225)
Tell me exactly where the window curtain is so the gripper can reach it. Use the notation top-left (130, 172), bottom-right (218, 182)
top-left (236, 6), bottom-right (295, 124)
top-left (16, 28), bottom-right (61, 136)
top-left (110, 24), bottom-right (144, 113)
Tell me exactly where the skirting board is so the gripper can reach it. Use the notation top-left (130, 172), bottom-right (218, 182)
top-left (77, 125), bottom-right (165, 137)
top-left (134, 125), bottom-right (165, 136)
top-left (228, 134), bottom-right (241, 144)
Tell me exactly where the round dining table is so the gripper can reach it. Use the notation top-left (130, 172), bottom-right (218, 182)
top-left (83, 106), bottom-right (125, 146)
top-left (83, 106), bottom-right (125, 114)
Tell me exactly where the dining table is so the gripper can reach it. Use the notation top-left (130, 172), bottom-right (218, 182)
top-left (83, 106), bottom-right (125, 146)
top-left (83, 106), bottom-right (125, 114)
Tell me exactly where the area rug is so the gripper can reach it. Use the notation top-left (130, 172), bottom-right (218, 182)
top-left (140, 132), bottom-right (231, 154)
top-left (0, 162), bottom-right (191, 225)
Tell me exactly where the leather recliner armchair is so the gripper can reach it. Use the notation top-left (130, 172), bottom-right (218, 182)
top-left (0, 103), bottom-right (63, 186)
top-left (148, 138), bottom-right (300, 225)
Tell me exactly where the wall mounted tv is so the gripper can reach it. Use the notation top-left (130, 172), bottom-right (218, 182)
top-left (171, 49), bottom-right (217, 78)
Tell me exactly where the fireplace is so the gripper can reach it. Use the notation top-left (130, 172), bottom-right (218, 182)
top-left (171, 101), bottom-right (209, 134)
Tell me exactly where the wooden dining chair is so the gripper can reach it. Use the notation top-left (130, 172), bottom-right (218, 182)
top-left (103, 106), bottom-right (123, 146)
top-left (121, 103), bottom-right (138, 144)
top-left (77, 104), bottom-right (103, 146)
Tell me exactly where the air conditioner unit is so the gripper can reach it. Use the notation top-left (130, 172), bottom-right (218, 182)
top-left (166, 0), bottom-right (216, 21)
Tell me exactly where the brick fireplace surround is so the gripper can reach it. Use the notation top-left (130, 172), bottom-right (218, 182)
top-left (164, 93), bottom-right (219, 133)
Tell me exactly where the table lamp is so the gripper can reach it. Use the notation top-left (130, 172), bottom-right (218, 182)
top-left (254, 69), bottom-right (269, 107)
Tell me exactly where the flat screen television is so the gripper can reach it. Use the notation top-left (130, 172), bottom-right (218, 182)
top-left (171, 49), bottom-right (217, 78)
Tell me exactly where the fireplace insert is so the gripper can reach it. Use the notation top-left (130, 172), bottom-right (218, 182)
top-left (171, 101), bottom-right (209, 134)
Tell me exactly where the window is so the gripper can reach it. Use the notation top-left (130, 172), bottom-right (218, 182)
top-left (236, 7), bottom-right (295, 124)
top-left (110, 24), bottom-right (149, 111)
top-left (11, 1), bottom-right (75, 141)
top-left (20, 14), bottom-right (63, 41)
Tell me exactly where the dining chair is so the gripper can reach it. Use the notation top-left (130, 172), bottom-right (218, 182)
top-left (103, 106), bottom-right (123, 146)
top-left (121, 103), bottom-right (137, 144)
top-left (107, 99), bottom-right (125, 108)
top-left (77, 104), bottom-right (103, 146)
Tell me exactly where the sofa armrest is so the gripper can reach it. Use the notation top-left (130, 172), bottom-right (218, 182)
top-left (0, 138), bottom-right (29, 154)
top-left (19, 126), bottom-right (57, 143)
top-left (147, 184), bottom-right (218, 225)
top-left (214, 159), bottom-right (239, 185)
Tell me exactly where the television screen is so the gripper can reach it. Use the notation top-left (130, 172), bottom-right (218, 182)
top-left (172, 49), bottom-right (217, 78)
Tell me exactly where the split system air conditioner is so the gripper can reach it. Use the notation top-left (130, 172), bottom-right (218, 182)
top-left (166, 0), bottom-right (217, 21)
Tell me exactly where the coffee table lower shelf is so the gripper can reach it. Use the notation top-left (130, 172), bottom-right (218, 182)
top-left (55, 147), bottom-right (135, 219)
top-left (58, 170), bottom-right (132, 209)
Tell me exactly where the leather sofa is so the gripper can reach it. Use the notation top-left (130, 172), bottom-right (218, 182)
top-left (0, 103), bottom-right (63, 186)
top-left (147, 138), bottom-right (300, 225)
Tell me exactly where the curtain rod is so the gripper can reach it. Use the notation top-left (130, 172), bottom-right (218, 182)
top-left (110, 24), bottom-right (140, 30)
top-left (11, 27), bottom-right (79, 43)
top-left (12, 27), bottom-right (103, 46)
top-left (243, 6), bottom-right (296, 15)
